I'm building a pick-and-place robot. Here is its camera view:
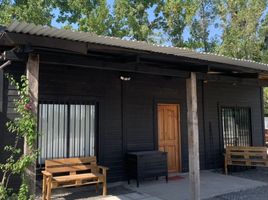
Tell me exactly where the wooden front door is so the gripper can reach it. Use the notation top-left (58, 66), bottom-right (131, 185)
top-left (158, 104), bottom-right (181, 172)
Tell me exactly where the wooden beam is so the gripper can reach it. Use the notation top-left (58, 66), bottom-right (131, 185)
top-left (39, 52), bottom-right (190, 78)
top-left (198, 73), bottom-right (260, 86)
top-left (27, 54), bottom-right (39, 113)
top-left (87, 43), bottom-right (260, 73)
top-left (186, 72), bottom-right (200, 200)
top-left (25, 53), bottom-right (39, 195)
top-left (1, 32), bottom-right (263, 73)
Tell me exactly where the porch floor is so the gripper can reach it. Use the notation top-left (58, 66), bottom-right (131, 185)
top-left (36, 170), bottom-right (267, 200)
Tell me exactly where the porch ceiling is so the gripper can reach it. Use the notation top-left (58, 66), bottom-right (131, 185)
top-left (1, 21), bottom-right (268, 74)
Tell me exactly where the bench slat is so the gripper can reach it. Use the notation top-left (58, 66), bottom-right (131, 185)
top-left (45, 157), bottom-right (97, 167)
top-left (227, 152), bottom-right (266, 156)
top-left (51, 180), bottom-right (101, 189)
top-left (46, 164), bottom-right (98, 173)
top-left (52, 173), bottom-right (103, 182)
top-left (227, 146), bottom-right (267, 150)
top-left (228, 162), bottom-right (267, 166)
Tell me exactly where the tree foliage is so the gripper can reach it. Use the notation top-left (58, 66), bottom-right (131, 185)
top-left (0, 0), bottom-right (53, 26)
top-left (259, 12), bottom-right (268, 63)
top-left (1, 0), bottom-right (268, 61)
top-left (154, 0), bottom-right (198, 47)
top-left (216, 0), bottom-right (267, 61)
top-left (113, 0), bottom-right (160, 41)
top-left (187, 0), bottom-right (218, 52)
top-left (264, 87), bottom-right (268, 116)
top-left (54, 0), bottom-right (112, 35)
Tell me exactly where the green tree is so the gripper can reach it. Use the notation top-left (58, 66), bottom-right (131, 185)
top-left (156, 0), bottom-right (198, 47)
top-left (258, 13), bottom-right (268, 63)
top-left (216, 0), bottom-right (267, 61)
top-left (113, 0), bottom-right (160, 42)
top-left (0, 0), bottom-right (53, 26)
top-left (264, 87), bottom-right (268, 116)
top-left (54, 0), bottom-right (112, 35)
top-left (187, 0), bottom-right (218, 52)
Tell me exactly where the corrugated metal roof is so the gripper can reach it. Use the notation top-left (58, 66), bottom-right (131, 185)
top-left (3, 21), bottom-right (268, 72)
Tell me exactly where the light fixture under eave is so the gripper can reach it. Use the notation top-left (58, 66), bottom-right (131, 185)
top-left (120, 76), bottom-right (131, 81)
top-left (207, 71), bottom-right (224, 75)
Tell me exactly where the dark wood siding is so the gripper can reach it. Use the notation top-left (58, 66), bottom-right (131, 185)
top-left (123, 74), bottom-right (189, 171)
top-left (0, 60), bottom-right (265, 183)
top-left (38, 65), bottom-right (123, 181)
top-left (38, 65), bottom-right (190, 180)
top-left (0, 64), bottom-right (25, 189)
top-left (202, 81), bottom-right (264, 169)
top-left (38, 63), bottom-right (265, 180)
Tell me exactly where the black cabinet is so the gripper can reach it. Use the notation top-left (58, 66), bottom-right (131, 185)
top-left (126, 151), bottom-right (168, 187)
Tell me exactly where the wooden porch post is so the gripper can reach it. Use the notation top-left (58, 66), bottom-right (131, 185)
top-left (186, 72), bottom-right (200, 200)
top-left (25, 53), bottom-right (39, 195)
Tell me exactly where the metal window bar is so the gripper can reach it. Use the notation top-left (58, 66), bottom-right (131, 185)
top-left (38, 102), bottom-right (96, 164)
top-left (222, 107), bottom-right (252, 148)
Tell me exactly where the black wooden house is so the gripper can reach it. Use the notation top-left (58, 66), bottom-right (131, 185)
top-left (0, 22), bottom-right (267, 193)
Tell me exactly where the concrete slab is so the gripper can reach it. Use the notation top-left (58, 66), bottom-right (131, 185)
top-left (124, 193), bottom-right (148, 199)
top-left (36, 170), bottom-right (267, 200)
top-left (125, 171), bottom-right (267, 200)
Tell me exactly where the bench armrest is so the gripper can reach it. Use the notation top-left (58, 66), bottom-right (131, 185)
top-left (98, 166), bottom-right (109, 175)
top-left (98, 166), bottom-right (109, 171)
top-left (42, 170), bottom-right (52, 177)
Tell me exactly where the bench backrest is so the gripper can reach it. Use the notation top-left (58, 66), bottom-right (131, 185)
top-left (226, 146), bottom-right (267, 161)
top-left (45, 156), bottom-right (97, 174)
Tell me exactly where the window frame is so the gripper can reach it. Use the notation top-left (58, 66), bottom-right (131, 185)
top-left (220, 106), bottom-right (253, 148)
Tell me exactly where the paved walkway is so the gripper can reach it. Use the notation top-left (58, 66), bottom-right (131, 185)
top-left (206, 168), bottom-right (268, 200)
top-left (126, 171), bottom-right (266, 200)
top-left (37, 170), bottom-right (268, 200)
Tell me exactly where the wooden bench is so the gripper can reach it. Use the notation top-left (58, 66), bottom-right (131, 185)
top-left (224, 146), bottom-right (268, 175)
top-left (42, 157), bottom-right (108, 200)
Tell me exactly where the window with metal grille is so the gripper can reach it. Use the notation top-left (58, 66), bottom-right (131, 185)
top-left (38, 103), bottom-right (96, 164)
top-left (221, 107), bottom-right (252, 148)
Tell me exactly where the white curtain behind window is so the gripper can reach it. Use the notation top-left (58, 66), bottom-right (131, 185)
top-left (38, 103), bottom-right (95, 164)
top-left (69, 105), bottom-right (95, 157)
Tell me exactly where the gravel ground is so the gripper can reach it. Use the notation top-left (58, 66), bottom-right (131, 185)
top-left (206, 168), bottom-right (268, 200)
